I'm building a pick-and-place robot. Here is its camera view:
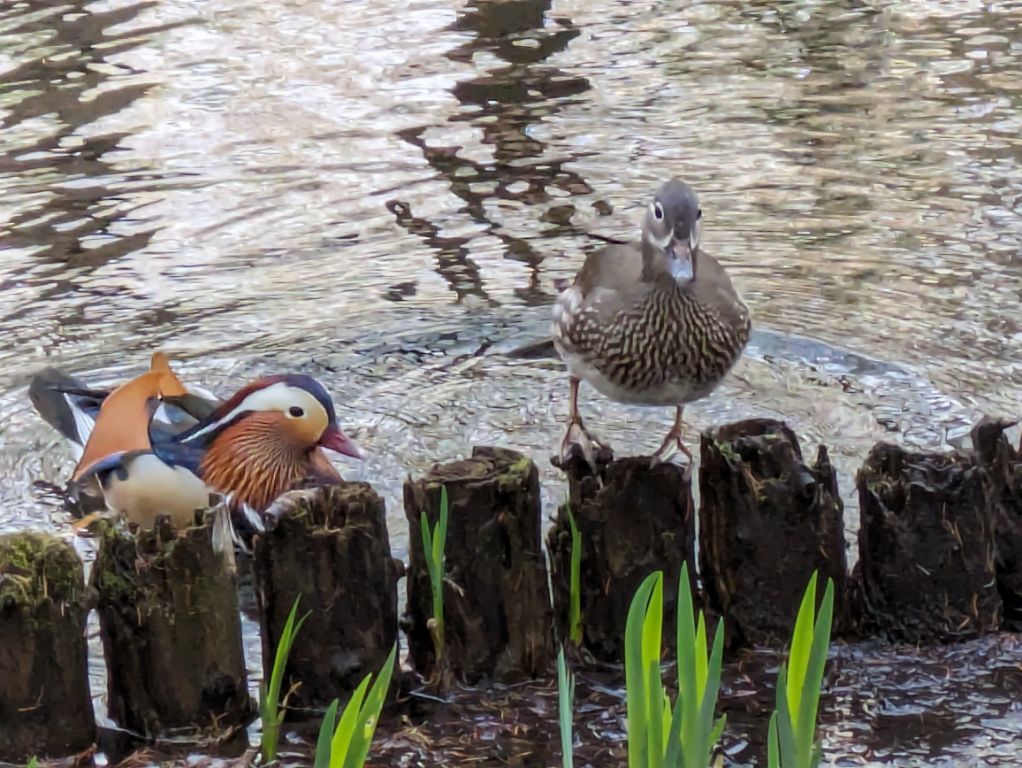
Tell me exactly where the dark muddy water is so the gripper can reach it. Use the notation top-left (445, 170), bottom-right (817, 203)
top-left (1, 0), bottom-right (1020, 765)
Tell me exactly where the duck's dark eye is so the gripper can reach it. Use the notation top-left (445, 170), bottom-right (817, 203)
top-left (653, 202), bottom-right (665, 221)
top-left (289, 406), bottom-right (304, 418)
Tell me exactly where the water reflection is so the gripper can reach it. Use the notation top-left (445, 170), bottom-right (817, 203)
top-left (390, 0), bottom-right (591, 307)
top-left (0, 1), bottom-right (176, 262)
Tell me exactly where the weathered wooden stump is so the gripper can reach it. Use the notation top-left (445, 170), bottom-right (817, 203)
top-left (548, 454), bottom-right (695, 662)
top-left (856, 442), bottom-right (1001, 640)
top-left (253, 483), bottom-right (401, 712)
top-left (403, 446), bottom-right (553, 683)
top-left (0, 532), bottom-right (95, 761)
top-left (971, 418), bottom-right (1022, 630)
top-left (92, 513), bottom-right (250, 737)
top-left (699, 419), bottom-right (848, 646)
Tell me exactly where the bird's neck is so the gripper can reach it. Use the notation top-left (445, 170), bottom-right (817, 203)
top-left (641, 242), bottom-right (698, 285)
top-left (199, 415), bottom-right (313, 513)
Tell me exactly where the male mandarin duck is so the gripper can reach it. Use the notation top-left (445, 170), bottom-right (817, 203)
top-left (29, 353), bottom-right (361, 541)
top-left (551, 179), bottom-right (751, 466)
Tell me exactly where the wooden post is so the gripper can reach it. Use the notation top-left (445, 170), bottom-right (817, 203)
top-left (252, 483), bottom-right (401, 712)
top-left (0, 532), bottom-right (95, 761)
top-left (547, 455), bottom-right (695, 662)
top-left (403, 446), bottom-right (553, 683)
top-left (972, 417), bottom-right (1022, 629)
top-left (92, 513), bottom-right (250, 737)
top-left (856, 441), bottom-right (1001, 640)
top-left (699, 419), bottom-right (848, 646)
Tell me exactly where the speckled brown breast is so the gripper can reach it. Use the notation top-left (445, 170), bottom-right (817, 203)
top-left (558, 280), bottom-right (751, 404)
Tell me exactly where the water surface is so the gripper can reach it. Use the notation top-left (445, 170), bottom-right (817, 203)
top-left (1, 0), bottom-right (1020, 765)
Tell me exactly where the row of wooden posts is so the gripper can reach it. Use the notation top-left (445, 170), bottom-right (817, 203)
top-left (1, 416), bottom-right (1019, 761)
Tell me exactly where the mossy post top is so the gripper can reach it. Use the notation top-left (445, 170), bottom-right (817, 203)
top-left (0, 531), bottom-right (85, 608)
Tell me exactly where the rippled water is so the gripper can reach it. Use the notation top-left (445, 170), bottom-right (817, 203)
top-left (1, 0), bottom-right (1020, 765)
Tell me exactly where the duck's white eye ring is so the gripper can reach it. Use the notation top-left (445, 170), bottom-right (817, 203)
top-left (653, 201), bottom-right (664, 221)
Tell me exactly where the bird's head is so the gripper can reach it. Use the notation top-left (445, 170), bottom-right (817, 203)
top-left (176, 374), bottom-right (362, 459)
top-left (642, 179), bottom-right (702, 285)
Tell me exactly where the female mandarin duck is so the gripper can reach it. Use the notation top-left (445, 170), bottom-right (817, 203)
top-left (30, 353), bottom-right (361, 540)
top-left (551, 179), bottom-right (751, 466)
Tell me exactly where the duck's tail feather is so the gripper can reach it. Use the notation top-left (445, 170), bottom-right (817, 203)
top-left (28, 368), bottom-right (105, 456)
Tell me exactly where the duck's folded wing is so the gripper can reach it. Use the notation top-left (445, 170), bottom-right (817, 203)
top-left (693, 250), bottom-right (750, 328)
top-left (572, 242), bottom-right (649, 323)
top-left (150, 439), bottom-right (207, 477)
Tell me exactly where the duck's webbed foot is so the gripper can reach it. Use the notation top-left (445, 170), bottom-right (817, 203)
top-left (556, 376), bottom-right (613, 475)
top-left (650, 406), bottom-right (694, 467)
top-left (559, 417), bottom-right (613, 474)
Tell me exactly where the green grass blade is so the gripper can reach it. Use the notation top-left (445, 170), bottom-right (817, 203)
top-left (568, 508), bottom-right (583, 646)
top-left (767, 712), bottom-right (781, 768)
top-left (795, 578), bottom-right (834, 764)
top-left (314, 699), bottom-right (339, 768)
top-left (694, 614), bottom-right (708, 698)
top-left (421, 493), bottom-right (447, 664)
top-left (688, 618), bottom-right (725, 768)
top-left (557, 647), bottom-right (575, 768)
top-left (661, 687), bottom-right (673, 755)
top-left (625, 572), bottom-right (660, 768)
top-left (261, 595), bottom-right (310, 762)
top-left (676, 561), bottom-right (697, 704)
top-left (775, 664), bottom-right (798, 766)
top-left (676, 562), bottom-right (702, 767)
top-left (786, 571), bottom-right (818, 717)
top-left (421, 511), bottom-right (433, 566)
top-left (643, 573), bottom-right (664, 768)
top-left (646, 656), bottom-right (665, 766)
top-left (663, 687), bottom-right (685, 767)
top-left (26, 759), bottom-right (39, 768)
top-left (436, 489), bottom-right (448, 639)
top-left (329, 675), bottom-right (371, 768)
top-left (710, 713), bottom-right (727, 747)
top-left (345, 643), bottom-right (398, 768)
top-left (433, 487), bottom-right (449, 567)
top-left (642, 573), bottom-right (663, 680)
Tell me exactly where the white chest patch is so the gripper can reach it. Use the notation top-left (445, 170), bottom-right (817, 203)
top-left (103, 454), bottom-right (212, 530)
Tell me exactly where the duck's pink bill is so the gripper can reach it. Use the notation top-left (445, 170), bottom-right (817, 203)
top-left (320, 424), bottom-right (363, 460)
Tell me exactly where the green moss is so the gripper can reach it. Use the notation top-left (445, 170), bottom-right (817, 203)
top-left (494, 454), bottom-right (535, 493)
top-left (92, 524), bottom-right (171, 605)
top-left (711, 439), bottom-right (739, 463)
top-left (0, 532), bottom-right (84, 608)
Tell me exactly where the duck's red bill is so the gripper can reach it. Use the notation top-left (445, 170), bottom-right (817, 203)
top-left (319, 424), bottom-right (363, 459)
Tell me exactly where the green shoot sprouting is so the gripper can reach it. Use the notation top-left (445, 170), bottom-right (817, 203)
top-left (313, 699), bottom-right (339, 768)
top-left (625, 570), bottom-right (666, 768)
top-left (313, 643), bottom-right (398, 768)
top-left (557, 646), bottom-right (576, 768)
top-left (767, 572), bottom-right (835, 768)
top-left (669, 562), bottom-right (726, 768)
top-left (567, 508), bottom-right (583, 646)
top-left (27, 759), bottom-right (39, 768)
top-left (624, 565), bottom-right (725, 768)
top-left (260, 595), bottom-right (309, 763)
top-left (421, 486), bottom-right (449, 670)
